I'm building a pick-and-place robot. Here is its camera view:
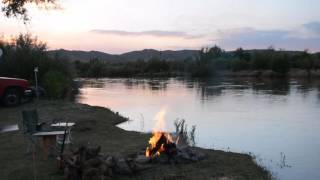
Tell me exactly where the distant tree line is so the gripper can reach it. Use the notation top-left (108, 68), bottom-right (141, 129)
top-left (73, 45), bottom-right (320, 78)
top-left (0, 34), bottom-right (75, 99)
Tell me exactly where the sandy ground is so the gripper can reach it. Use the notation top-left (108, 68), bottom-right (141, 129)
top-left (0, 100), bottom-right (271, 180)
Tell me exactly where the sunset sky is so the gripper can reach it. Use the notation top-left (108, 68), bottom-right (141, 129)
top-left (1, 0), bottom-right (320, 54)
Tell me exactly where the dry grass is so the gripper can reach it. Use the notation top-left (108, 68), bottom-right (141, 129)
top-left (0, 100), bottom-right (271, 180)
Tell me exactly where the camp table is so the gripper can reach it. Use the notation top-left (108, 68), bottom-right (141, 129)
top-left (33, 131), bottom-right (65, 159)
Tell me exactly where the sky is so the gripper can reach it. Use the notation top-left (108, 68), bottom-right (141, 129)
top-left (1, 0), bottom-right (320, 54)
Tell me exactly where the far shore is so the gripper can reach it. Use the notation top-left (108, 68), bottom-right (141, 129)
top-left (77, 69), bottom-right (320, 79)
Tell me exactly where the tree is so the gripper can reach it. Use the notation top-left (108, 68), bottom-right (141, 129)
top-left (199, 45), bottom-right (224, 63)
top-left (271, 53), bottom-right (290, 74)
top-left (234, 47), bottom-right (250, 61)
top-left (1, 0), bottom-right (57, 21)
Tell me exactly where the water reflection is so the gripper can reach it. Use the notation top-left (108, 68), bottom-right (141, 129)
top-left (251, 78), bottom-right (290, 95)
top-left (79, 77), bottom-right (320, 100)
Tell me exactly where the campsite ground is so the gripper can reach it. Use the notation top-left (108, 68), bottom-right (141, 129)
top-left (0, 100), bottom-right (271, 180)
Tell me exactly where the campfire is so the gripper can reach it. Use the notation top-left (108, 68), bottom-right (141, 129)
top-left (145, 132), bottom-right (177, 158)
top-left (143, 107), bottom-right (205, 164)
top-left (144, 108), bottom-right (178, 159)
top-left (62, 108), bottom-right (205, 180)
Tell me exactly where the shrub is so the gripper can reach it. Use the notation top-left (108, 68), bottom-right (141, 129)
top-left (0, 34), bottom-right (75, 99)
top-left (42, 70), bottom-right (71, 99)
top-left (174, 119), bottom-right (196, 147)
top-left (271, 53), bottom-right (290, 74)
top-left (232, 58), bottom-right (250, 71)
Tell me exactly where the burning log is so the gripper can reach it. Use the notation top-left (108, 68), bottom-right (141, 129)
top-left (145, 132), bottom-right (177, 158)
top-left (144, 131), bottom-right (205, 164)
top-left (143, 108), bottom-right (204, 164)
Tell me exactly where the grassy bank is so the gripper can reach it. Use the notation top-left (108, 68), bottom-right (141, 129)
top-left (0, 100), bottom-right (271, 180)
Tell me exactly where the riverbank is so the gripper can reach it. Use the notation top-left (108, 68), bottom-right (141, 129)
top-left (0, 100), bottom-right (271, 180)
top-left (77, 69), bottom-right (320, 79)
top-left (216, 69), bottom-right (320, 78)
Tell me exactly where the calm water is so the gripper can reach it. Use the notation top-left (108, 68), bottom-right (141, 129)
top-left (76, 77), bottom-right (320, 180)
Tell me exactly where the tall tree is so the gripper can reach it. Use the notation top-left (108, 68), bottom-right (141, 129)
top-left (1, 0), bottom-right (57, 21)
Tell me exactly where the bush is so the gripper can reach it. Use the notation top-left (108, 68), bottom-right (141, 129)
top-left (42, 70), bottom-right (71, 99)
top-left (271, 53), bottom-right (290, 74)
top-left (232, 58), bottom-right (250, 71)
top-left (0, 34), bottom-right (75, 99)
top-left (251, 52), bottom-right (271, 70)
top-left (174, 119), bottom-right (196, 147)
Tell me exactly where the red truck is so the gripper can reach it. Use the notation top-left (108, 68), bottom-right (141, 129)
top-left (0, 77), bottom-right (33, 106)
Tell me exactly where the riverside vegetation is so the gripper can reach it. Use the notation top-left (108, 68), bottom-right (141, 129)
top-left (73, 46), bottom-right (320, 78)
top-left (1, 34), bottom-right (320, 99)
top-left (0, 34), bottom-right (74, 99)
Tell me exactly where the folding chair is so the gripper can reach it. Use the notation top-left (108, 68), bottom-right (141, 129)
top-left (21, 109), bottom-right (40, 153)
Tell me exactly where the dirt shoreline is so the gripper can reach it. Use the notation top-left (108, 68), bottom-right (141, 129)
top-left (0, 100), bottom-right (271, 180)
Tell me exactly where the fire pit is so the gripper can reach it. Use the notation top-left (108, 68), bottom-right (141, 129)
top-left (62, 108), bottom-right (205, 179)
top-left (141, 108), bottom-right (205, 164)
top-left (141, 130), bottom-right (205, 164)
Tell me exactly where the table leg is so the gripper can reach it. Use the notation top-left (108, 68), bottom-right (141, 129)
top-left (42, 135), bottom-right (56, 160)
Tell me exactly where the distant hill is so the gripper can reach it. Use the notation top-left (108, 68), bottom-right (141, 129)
top-left (48, 49), bottom-right (120, 62)
top-left (48, 49), bottom-right (199, 62)
top-left (121, 49), bottom-right (198, 61)
top-left (48, 48), bottom-right (316, 63)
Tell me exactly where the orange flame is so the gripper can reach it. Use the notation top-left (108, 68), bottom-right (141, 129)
top-left (145, 107), bottom-right (174, 157)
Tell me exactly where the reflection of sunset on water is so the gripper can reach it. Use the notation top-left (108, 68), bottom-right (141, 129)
top-left (78, 79), bottom-right (189, 109)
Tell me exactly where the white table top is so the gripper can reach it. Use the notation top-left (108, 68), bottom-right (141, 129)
top-left (51, 122), bottom-right (75, 127)
top-left (0, 124), bottom-right (19, 133)
top-left (33, 131), bottom-right (65, 136)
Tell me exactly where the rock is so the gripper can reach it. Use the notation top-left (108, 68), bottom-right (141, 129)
top-left (216, 177), bottom-right (233, 180)
top-left (179, 151), bottom-right (191, 159)
top-left (176, 152), bottom-right (192, 163)
top-left (115, 158), bottom-right (132, 175)
top-left (84, 157), bottom-right (102, 168)
top-left (104, 156), bottom-right (115, 167)
top-left (175, 146), bottom-right (207, 163)
top-left (196, 151), bottom-right (206, 161)
top-left (134, 155), bottom-right (150, 164)
top-left (152, 153), bottom-right (169, 164)
top-left (131, 162), bottom-right (153, 172)
top-left (190, 156), bottom-right (199, 162)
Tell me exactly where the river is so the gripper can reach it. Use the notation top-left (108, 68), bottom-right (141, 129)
top-left (75, 77), bottom-right (320, 180)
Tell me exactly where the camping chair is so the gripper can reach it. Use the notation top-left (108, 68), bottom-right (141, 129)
top-left (21, 109), bottom-right (47, 153)
top-left (21, 109), bottom-right (40, 153)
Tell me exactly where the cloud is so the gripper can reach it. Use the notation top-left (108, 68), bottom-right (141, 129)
top-left (214, 25), bottom-right (320, 51)
top-left (83, 23), bottom-right (320, 52)
top-left (90, 29), bottom-right (202, 39)
top-left (303, 22), bottom-right (320, 34)
top-left (284, 21), bottom-right (320, 39)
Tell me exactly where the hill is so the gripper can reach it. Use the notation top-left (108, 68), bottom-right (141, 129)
top-left (48, 49), bottom-right (198, 62)
top-left (48, 49), bottom-right (120, 62)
